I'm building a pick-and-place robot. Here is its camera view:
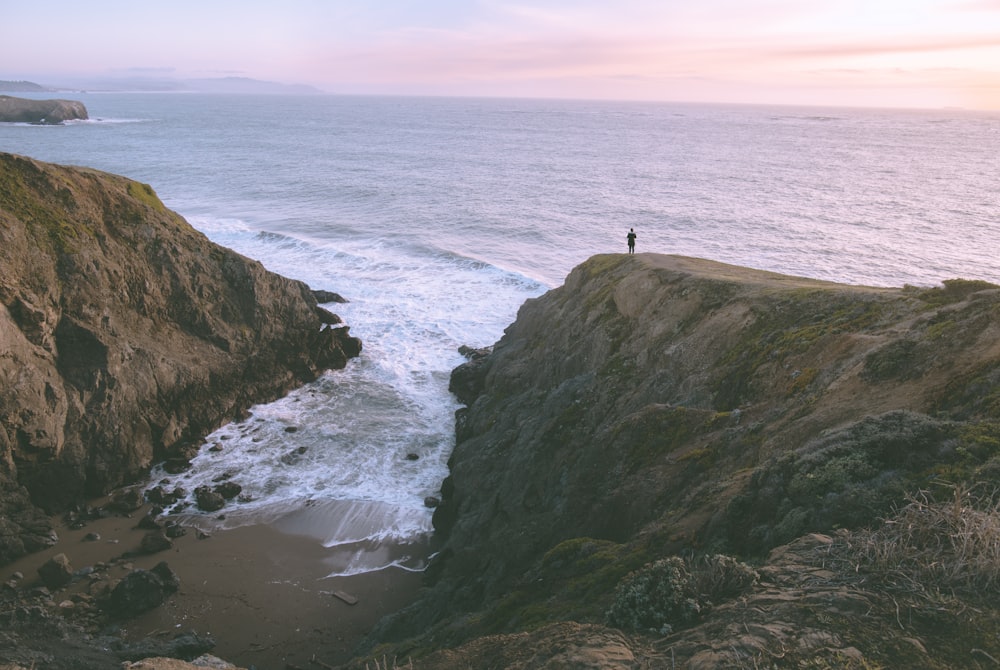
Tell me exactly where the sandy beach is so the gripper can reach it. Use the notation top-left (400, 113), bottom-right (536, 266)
top-left (5, 499), bottom-right (428, 669)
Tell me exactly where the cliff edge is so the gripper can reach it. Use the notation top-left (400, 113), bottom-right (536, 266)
top-left (362, 253), bottom-right (1000, 668)
top-left (0, 153), bottom-right (360, 564)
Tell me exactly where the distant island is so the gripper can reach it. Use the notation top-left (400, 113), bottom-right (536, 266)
top-left (0, 95), bottom-right (88, 124)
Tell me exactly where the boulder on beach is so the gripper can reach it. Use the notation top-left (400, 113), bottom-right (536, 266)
top-left (105, 561), bottom-right (180, 618)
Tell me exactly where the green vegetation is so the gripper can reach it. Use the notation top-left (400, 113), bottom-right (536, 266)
top-left (127, 180), bottom-right (166, 212)
top-left (0, 154), bottom-right (88, 254)
top-left (725, 411), bottom-right (952, 554)
top-left (476, 538), bottom-right (650, 634)
top-left (713, 291), bottom-right (887, 409)
top-left (863, 339), bottom-right (919, 382)
top-left (917, 278), bottom-right (1000, 307)
top-left (605, 554), bottom-right (758, 634)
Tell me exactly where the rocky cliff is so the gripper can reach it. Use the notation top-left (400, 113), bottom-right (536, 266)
top-left (0, 96), bottom-right (88, 124)
top-left (362, 253), bottom-right (1000, 668)
top-left (0, 153), bottom-right (360, 564)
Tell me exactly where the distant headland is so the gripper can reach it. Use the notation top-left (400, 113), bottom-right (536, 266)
top-left (0, 95), bottom-right (88, 124)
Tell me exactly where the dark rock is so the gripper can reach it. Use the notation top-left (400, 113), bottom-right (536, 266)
top-left (0, 95), bottom-right (88, 124)
top-left (280, 446), bottom-right (308, 465)
top-left (213, 481), bottom-right (242, 500)
top-left (164, 524), bottom-right (187, 539)
top-left (284, 425), bottom-right (299, 433)
top-left (312, 289), bottom-right (348, 304)
top-left (82, 532), bottom-right (101, 542)
top-left (139, 531), bottom-right (172, 554)
top-left (37, 553), bottom-right (74, 589)
top-left (104, 561), bottom-right (179, 618)
top-left (194, 486), bottom-right (225, 512)
top-left (449, 346), bottom-right (493, 406)
top-left (145, 485), bottom-right (184, 506)
top-left (162, 458), bottom-right (193, 474)
top-left (406, 453), bottom-right (420, 461)
top-left (424, 496), bottom-right (440, 508)
top-left (136, 514), bottom-right (162, 531)
top-left (316, 306), bottom-right (343, 325)
top-left (107, 488), bottom-right (144, 514)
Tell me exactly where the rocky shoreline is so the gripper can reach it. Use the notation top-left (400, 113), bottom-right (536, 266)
top-left (0, 153), bottom-right (370, 668)
top-left (2, 491), bottom-right (425, 669)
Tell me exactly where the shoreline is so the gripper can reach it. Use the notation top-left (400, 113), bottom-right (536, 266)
top-left (4, 497), bottom-right (428, 668)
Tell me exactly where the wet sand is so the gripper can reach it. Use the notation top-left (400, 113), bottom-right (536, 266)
top-left (5, 502), bottom-right (428, 669)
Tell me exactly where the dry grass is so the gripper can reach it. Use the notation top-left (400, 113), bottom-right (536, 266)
top-left (364, 656), bottom-right (413, 670)
top-left (842, 484), bottom-right (1000, 597)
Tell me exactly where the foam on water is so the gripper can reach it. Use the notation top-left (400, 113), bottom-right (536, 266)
top-left (146, 215), bottom-right (545, 573)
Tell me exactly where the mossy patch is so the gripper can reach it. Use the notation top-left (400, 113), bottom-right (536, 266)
top-left (127, 180), bottom-right (166, 212)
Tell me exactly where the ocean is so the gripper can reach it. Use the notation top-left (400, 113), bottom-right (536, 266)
top-left (3, 93), bottom-right (999, 574)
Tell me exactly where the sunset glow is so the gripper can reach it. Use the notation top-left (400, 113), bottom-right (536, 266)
top-left (3, 0), bottom-right (999, 109)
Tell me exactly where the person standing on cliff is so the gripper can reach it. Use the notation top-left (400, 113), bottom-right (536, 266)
top-left (627, 228), bottom-right (637, 254)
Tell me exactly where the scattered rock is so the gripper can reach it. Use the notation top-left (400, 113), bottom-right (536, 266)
top-left (164, 523), bottom-right (188, 539)
top-left (163, 458), bottom-right (193, 474)
top-left (108, 488), bottom-right (145, 514)
top-left (194, 486), bottom-right (226, 512)
top-left (37, 553), bottom-right (74, 589)
top-left (213, 481), bottom-right (242, 500)
top-left (312, 289), bottom-right (348, 304)
top-left (136, 513), bottom-right (163, 530)
top-left (83, 532), bottom-right (101, 542)
top-left (140, 531), bottom-right (173, 554)
top-left (104, 561), bottom-right (179, 618)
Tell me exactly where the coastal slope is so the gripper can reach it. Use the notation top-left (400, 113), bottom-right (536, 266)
top-left (0, 153), bottom-right (360, 563)
top-left (366, 253), bottom-right (1000, 668)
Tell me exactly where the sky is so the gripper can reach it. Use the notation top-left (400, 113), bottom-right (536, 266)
top-left (3, 0), bottom-right (1000, 109)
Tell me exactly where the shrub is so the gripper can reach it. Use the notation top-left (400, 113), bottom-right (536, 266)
top-left (606, 557), bottom-right (698, 634)
top-left (606, 554), bottom-right (758, 634)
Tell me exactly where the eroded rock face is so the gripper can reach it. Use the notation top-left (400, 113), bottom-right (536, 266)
top-left (0, 153), bottom-right (360, 563)
top-left (369, 253), bottom-right (1000, 663)
top-left (0, 95), bottom-right (88, 124)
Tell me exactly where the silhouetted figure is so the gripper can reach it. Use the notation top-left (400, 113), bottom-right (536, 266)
top-left (627, 228), bottom-right (637, 254)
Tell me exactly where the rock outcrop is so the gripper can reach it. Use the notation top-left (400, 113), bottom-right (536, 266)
top-left (0, 95), bottom-right (88, 124)
top-left (364, 253), bottom-right (1000, 667)
top-left (0, 153), bottom-right (360, 564)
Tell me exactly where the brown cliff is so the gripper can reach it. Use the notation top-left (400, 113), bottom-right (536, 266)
top-left (360, 253), bottom-right (1000, 668)
top-left (0, 153), bottom-right (360, 563)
